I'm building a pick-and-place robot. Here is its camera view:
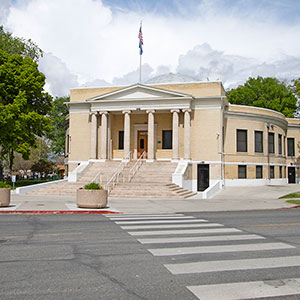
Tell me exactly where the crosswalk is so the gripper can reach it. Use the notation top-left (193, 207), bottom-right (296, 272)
top-left (106, 213), bottom-right (300, 300)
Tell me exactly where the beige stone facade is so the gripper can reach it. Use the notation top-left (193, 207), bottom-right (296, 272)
top-left (66, 82), bottom-right (300, 193)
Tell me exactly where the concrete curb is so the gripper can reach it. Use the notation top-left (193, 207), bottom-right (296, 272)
top-left (0, 210), bottom-right (121, 215)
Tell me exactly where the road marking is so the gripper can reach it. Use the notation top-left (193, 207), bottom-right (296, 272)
top-left (250, 222), bottom-right (300, 227)
top-left (165, 255), bottom-right (300, 275)
top-left (149, 242), bottom-right (294, 256)
top-left (115, 219), bottom-right (207, 225)
top-left (108, 216), bottom-right (195, 221)
top-left (137, 234), bottom-right (265, 244)
top-left (121, 223), bottom-right (223, 230)
top-left (128, 228), bottom-right (242, 236)
top-left (187, 278), bottom-right (300, 300)
top-left (106, 214), bottom-right (185, 218)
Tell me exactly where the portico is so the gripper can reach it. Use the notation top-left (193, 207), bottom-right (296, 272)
top-left (81, 83), bottom-right (193, 161)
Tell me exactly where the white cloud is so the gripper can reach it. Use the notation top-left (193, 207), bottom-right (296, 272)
top-left (39, 52), bottom-right (78, 96)
top-left (2, 0), bottom-right (300, 96)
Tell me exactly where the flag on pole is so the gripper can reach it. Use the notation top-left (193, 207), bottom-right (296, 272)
top-left (138, 24), bottom-right (143, 55)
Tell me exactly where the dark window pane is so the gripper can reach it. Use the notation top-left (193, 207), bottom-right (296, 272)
top-left (255, 131), bottom-right (263, 153)
top-left (238, 165), bottom-right (247, 179)
top-left (268, 132), bottom-right (274, 154)
top-left (270, 166), bottom-right (274, 179)
top-left (279, 166), bottom-right (282, 178)
top-left (162, 130), bottom-right (172, 149)
top-left (278, 134), bottom-right (282, 155)
top-left (140, 139), bottom-right (144, 149)
top-left (256, 165), bottom-right (262, 179)
top-left (287, 138), bottom-right (295, 156)
top-left (237, 130), bottom-right (247, 152)
top-left (119, 131), bottom-right (124, 150)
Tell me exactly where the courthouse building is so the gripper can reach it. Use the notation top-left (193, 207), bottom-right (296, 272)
top-left (66, 81), bottom-right (300, 196)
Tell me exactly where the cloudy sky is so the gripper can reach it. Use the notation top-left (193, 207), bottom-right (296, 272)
top-left (1, 0), bottom-right (300, 96)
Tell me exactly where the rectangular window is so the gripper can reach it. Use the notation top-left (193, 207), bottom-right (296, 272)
top-left (238, 165), bottom-right (247, 179)
top-left (287, 138), bottom-right (295, 156)
top-left (278, 134), bottom-right (282, 155)
top-left (256, 165), bottom-right (263, 179)
top-left (237, 129), bottom-right (247, 152)
top-left (270, 166), bottom-right (275, 179)
top-left (279, 166), bottom-right (282, 178)
top-left (162, 130), bottom-right (172, 149)
top-left (268, 132), bottom-right (274, 154)
top-left (255, 131), bottom-right (263, 153)
top-left (118, 131), bottom-right (124, 150)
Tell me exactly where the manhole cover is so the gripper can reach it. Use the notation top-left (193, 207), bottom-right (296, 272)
top-left (37, 204), bottom-right (45, 206)
top-left (0, 240), bottom-right (7, 243)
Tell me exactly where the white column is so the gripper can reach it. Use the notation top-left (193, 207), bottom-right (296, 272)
top-left (100, 112), bottom-right (108, 160)
top-left (171, 109), bottom-right (180, 160)
top-left (123, 111), bottom-right (131, 159)
top-left (90, 112), bottom-right (98, 159)
top-left (147, 110), bottom-right (155, 160)
top-left (183, 109), bottom-right (191, 160)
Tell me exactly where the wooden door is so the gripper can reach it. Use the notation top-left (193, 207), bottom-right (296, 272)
top-left (138, 131), bottom-right (148, 158)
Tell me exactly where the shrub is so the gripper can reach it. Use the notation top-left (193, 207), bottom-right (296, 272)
top-left (83, 182), bottom-right (103, 190)
top-left (0, 181), bottom-right (11, 189)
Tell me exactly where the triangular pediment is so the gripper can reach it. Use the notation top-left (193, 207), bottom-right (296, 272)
top-left (86, 83), bottom-right (192, 102)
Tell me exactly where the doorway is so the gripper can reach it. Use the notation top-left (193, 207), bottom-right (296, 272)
top-left (288, 167), bottom-right (296, 183)
top-left (197, 164), bottom-right (209, 191)
top-left (138, 131), bottom-right (148, 158)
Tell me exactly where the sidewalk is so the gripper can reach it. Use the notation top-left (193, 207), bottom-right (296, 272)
top-left (0, 184), bottom-right (300, 214)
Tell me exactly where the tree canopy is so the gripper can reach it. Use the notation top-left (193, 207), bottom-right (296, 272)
top-left (226, 76), bottom-right (298, 117)
top-left (0, 49), bottom-right (52, 172)
top-left (0, 26), bottom-right (42, 62)
top-left (47, 96), bottom-right (69, 156)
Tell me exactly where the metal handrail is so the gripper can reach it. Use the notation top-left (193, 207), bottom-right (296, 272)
top-left (105, 151), bottom-right (132, 194)
top-left (128, 151), bottom-right (146, 182)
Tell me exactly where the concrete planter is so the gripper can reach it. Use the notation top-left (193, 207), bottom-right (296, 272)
top-left (76, 189), bottom-right (108, 209)
top-left (0, 188), bottom-right (10, 207)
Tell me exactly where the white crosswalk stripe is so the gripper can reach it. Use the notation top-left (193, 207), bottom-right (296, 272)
top-left (120, 223), bottom-right (223, 230)
top-left (149, 242), bottom-right (294, 256)
top-left (109, 213), bottom-right (300, 299)
top-left (115, 219), bottom-right (207, 225)
top-left (128, 227), bottom-right (242, 236)
top-left (137, 234), bottom-right (265, 244)
top-left (187, 278), bottom-right (300, 300)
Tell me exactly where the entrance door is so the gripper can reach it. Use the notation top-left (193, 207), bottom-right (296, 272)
top-left (198, 164), bottom-right (209, 191)
top-left (138, 131), bottom-right (148, 158)
top-left (288, 167), bottom-right (296, 183)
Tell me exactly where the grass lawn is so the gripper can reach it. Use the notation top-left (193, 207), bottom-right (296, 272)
top-left (279, 192), bottom-right (300, 199)
top-left (279, 192), bottom-right (300, 205)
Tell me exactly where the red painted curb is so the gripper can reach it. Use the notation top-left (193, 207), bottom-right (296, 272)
top-left (0, 210), bottom-right (121, 215)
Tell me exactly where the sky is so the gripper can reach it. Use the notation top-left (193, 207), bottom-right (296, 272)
top-left (1, 0), bottom-right (300, 96)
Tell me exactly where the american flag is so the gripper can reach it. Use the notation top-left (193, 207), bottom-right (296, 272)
top-left (138, 25), bottom-right (143, 55)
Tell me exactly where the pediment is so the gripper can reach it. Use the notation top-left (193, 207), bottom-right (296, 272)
top-left (86, 83), bottom-right (192, 102)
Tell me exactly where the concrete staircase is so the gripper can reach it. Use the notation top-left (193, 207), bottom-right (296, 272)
top-left (110, 161), bottom-right (197, 198)
top-left (28, 160), bottom-right (196, 199)
top-left (28, 161), bottom-right (121, 196)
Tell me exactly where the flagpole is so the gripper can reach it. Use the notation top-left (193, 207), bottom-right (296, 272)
top-left (139, 20), bottom-right (142, 84)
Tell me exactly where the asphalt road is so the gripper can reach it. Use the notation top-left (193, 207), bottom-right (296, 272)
top-left (1, 209), bottom-right (300, 300)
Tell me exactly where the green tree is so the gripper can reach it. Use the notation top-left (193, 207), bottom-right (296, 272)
top-left (31, 159), bottom-right (54, 175)
top-left (226, 76), bottom-right (297, 117)
top-left (0, 26), bottom-right (42, 62)
top-left (292, 78), bottom-right (300, 98)
top-left (47, 96), bottom-right (69, 156)
top-left (0, 49), bottom-right (52, 174)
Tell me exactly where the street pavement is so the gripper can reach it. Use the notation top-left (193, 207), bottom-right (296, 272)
top-left (1, 210), bottom-right (300, 299)
top-left (3, 184), bottom-right (300, 214)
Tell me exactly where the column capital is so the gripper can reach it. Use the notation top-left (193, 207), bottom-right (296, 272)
top-left (99, 111), bottom-right (108, 115)
top-left (122, 110), bottom-right (131, 114)
top-left (89, 111), bottom-right (98, 116)
top-left (146, 110), bottom-right (155, 114)
top-left (182, 108), bottom-right (192, 113)
top-left (170, 109), bottom-right (180, 113)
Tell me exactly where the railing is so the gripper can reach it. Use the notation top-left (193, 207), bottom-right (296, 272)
top-left (105, 151), bottom-right (132, 194)
top-left (128, 151), bottom-right (146, 183)
top-left (90, 171), bottom-right (108, 187)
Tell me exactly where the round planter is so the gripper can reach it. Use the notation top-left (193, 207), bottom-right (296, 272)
top-left (0, 188), bottom-right (11, 207)
top-left (76, 189), bottom-right (108, 209)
